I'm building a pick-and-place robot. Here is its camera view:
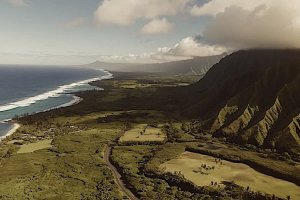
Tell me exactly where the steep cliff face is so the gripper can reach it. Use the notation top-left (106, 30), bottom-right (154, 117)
top-left (184, 50), bottom-right (300, 154)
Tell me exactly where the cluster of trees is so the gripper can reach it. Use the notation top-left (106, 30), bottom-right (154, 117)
top-left (163, 123), bottom-right (181, 142)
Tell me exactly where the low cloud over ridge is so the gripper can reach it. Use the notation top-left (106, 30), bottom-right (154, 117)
top-left (201, 0), bottom-right (300, 49)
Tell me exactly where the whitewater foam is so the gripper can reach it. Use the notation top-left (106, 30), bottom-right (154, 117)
top-left (0, 70), bottom-right (113, 113)
top-left (0, 123), bottom-right (20, 141)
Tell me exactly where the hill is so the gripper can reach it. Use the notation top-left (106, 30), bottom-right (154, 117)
top-left (179, 49), bottom-right (300, 155)
top-left (83, 55), bottom-right (224, 75)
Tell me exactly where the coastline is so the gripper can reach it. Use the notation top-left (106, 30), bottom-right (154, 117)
top-left (0, 69), bottom-right (113, 113)
top-left (0, 69), bottom-right (113, 141)
top-left (0, 122), bottom-right (20, 141)
top-left (44, 95), bottom-right (83, 112)
top-left (0, 96), bottom-right (82, 142)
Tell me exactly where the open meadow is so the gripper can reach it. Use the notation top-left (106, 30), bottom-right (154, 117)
top-left (119, 123), bottom-right (166, 143)
top-left (161, 151), bottom-right (300, 199)
top-left (17, 139), bottom-right (53, 154)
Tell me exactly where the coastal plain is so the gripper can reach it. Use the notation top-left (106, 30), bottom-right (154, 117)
top-left (0, 72), bottom-right (299, 200)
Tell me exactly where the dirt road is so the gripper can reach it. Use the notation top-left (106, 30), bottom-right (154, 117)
top-left (103, 145), bottom-right (139, 200)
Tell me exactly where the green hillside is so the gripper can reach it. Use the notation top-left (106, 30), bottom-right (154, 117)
top-left (180, 50), bottom-right (300, 155)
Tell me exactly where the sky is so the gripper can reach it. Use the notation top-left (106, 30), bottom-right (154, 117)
top-left (1, 0), bottom-right (300, 65)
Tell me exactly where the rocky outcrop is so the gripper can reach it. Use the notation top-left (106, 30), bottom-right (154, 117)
top-left (242, 98), bottom-right (282, 146)
top-left (222, 105), bottom-right (259, 136)
top-left (274, 114), bottom-right (300, 154)
top-left (211, 105), bottom-right (238, 132)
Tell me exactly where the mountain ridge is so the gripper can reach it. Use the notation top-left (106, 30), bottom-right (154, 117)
top-left (178, 49), bottom-right (300, 155)
top-left (83, 55), bottom-right (225, 75)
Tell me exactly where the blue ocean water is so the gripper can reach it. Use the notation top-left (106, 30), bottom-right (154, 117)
top-left (0, 65), bottom-right (111, 137)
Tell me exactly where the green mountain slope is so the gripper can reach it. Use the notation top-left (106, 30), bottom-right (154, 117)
top-left (181, 50), bottom-right (300, 154)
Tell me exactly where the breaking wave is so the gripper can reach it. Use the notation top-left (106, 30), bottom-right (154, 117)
top-left (0, 70), bottom-right (112, 112)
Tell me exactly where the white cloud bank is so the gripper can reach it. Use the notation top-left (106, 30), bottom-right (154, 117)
top-left (155, 37), bottom-right (225, 58)
top-left (98, 37), bottom-right (226, 63)
top-left (154, 0), bottom-right (300, 60)
top-left (141, 18), bottom-right (173, 35)
top-left (193, 0), bottom-right (300, 49)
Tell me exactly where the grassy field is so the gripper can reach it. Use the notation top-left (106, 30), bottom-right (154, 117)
top-left (119, 124), bottom-right (166, 143)
top-left (17, 139), bottom-right (53, 154)
top-left (53, 111), bottom-right (123, 124)
top-left (161, 151), bottom-right (300, 199)
top-left (0, 113), bottom-right (123, 199)
top-left (187, 142), bottom-right (300, 186)
top-left (111, 144), bottom-right (218, 200)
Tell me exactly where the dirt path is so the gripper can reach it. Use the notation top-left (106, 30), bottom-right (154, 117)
top-left (104, 145), bottom-right (139, 200)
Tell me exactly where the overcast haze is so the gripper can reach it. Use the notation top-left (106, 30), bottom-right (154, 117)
top-left (1, 0), bottom-right (300, 65)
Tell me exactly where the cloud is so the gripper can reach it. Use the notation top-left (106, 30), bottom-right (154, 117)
top-left (158, 37), bottom-right (227, 57)
top-left (141, 18), bottom-right (173, 35)
top-left (64, 17), bottom-right (86, 28)
top-left (94, 37), bottom-right (225, 63)
top-left (4, 0), bottom-right (28, 6)
top-left (190, 0), bottom-right (272, 16)
top-left (94, 0), bottom-right (191, 26)
top-left (0, 37), bottom-right (226, 65)
top-left (96, 53), bottom-right (158, 63)
top-left (0, 50), bottom-right (155, 65)
top-left (201, 0), bottom-right (300, 49)
top-left (92, 0), bottom-right (300, 59)
top-left (95, 37), bottom-right (227, 63)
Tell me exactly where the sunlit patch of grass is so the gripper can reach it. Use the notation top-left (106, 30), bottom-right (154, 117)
top-left (161, 151), bottom-right (300, 199)
top-left (17, 139), bottom-right (53, 154)
top-left (119, 124), bottom-right (166, 143)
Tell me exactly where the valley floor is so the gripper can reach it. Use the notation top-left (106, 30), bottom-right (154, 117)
top-left (0, 72), bottom-right (299, 200)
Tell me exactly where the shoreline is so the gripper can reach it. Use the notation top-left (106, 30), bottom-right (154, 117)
top-left (0, 96), bottom-right (82, 142)
top-left (0, 69), bottom-right (113, 113)
top-left (44, 95), bottom-right (83, 112)
top-left (0, 69), bottom-right (113, 141)
top-left (0, 122), bottom-right (20, 141)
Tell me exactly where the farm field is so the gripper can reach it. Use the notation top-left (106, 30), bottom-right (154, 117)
top-left (119, 124), bottom-right (166, 143)
top-left (161, 151), bottom-right (300, 199)
top-left (17, 139), bottom-right (53, 154)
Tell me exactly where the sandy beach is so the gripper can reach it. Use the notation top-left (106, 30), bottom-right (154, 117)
top-left (0, 91), bottom-right (85, 143)
top-left (46, 95), bottom-right (83, 111)
top-left (0, 123), bottom-right (20, 141)
top-left (0, 96), bottom-right (82, 141)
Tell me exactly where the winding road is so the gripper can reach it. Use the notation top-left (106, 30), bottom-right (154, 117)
top-left (103, 145), bottom-right (139, 200)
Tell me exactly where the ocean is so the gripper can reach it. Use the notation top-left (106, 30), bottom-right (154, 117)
top-left (0, 65), bottom-right (111, 138)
